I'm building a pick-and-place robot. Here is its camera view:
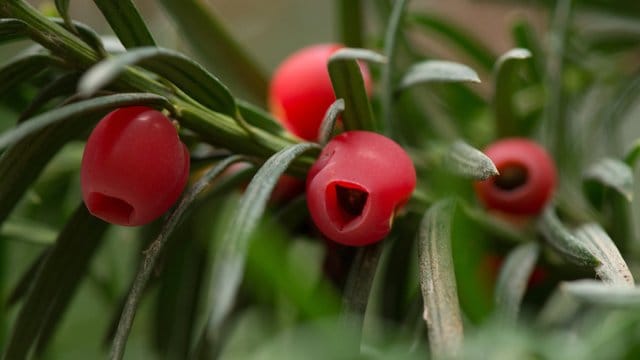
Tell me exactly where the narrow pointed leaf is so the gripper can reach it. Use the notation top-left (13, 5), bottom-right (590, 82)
top-left (583, 158), bottom-right (634, 203)
top-left (493, 48), bottom-right (533, 137)
top-left (92, 0), bottom-right (155, 48)
top-left (6, 249), bottom-right (49, 307)
top-left (109, 155), bottom-right (246, 360)
top-left (237, 100), bottom-right (284, 134)
top-left (50, 18), bottom-right (107, 57)
top-left (0, 18), bottom-right (27, 44)
top-left (19, 72), bottom-right (81, 122)
top-left (158, 0), bottom-right (267, 104)
top-left (78, 47), bottom-right (235, 116)
top-left (341, 242), bottom-right (384, 348)
top-left (54, 0), bottom-right (73, 31)
top-left (398, 60), bottom-right (480, 91)
top-left (418, 199), bottom-right (463, 359)
top-left (0, 93), bottom-right (168, 151)
top-left (338, 0), bottom-right (364, 47)
top-left (511, 19), bottom-right (544, 81)
top-left (409, 13), bottom-right (495, 71)
top-left (537, 206), bottom-right (599, 268)
top-left (380, 0), bottom-right (409, 134)
top-left (319, 98), bottom-right (345, 145)
top-left (202, 143), bottom-right (319, 344)
top-left (574, 223), bottom-right (634, 285)
top-left (3, 205), bottom-right (108, 360)
top-left (328, 48), bottom-right (384, 132)
top-left (494, 243), bottom-right (540, 322)
top-left (0, 53), bottom-right (57, 98)
top-left (563, 280), bottom-right (640, 308)
top-left (443, 140), bottom-right (498, 180)
top-left (0, 110), bottom-right (98, 226)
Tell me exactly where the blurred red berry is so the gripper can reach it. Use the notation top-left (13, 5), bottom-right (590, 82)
top-left (269, 43), bottom-right (373, 141)
top-left (81, 106), bottom-right (190, 226)
top-left (474, 138), bottom-right (556, 216)
top-left (483, 254), bottom-right (548, 288)
top-left (306, 131), bottom-right (416, 246)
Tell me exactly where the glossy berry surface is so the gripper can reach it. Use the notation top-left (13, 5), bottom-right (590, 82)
top-left (81, 106), bottom-right (190, 226)
top-left (306, 131), bottom-right (416, 246)
top-left (474, 138), bottom-right (556, 216)
top-left (269, 43), bottom-right (372, 141)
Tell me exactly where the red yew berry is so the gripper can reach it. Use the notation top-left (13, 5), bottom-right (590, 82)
top-left (81, 106), bottom-right (190, 226)
top-left (269, 43), bottom-right (373, 141)
top-left (474, 138), bottom-right (556, 216)
top-left (306, 131), bottom-right (416, 246)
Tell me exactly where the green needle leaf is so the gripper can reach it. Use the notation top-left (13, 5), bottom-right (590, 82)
top-left (319, 98), bottom-right (345, 145)
top-left (78, 47), bottom-right (236, 116)
top-left (563, 280), bottom-right (640, 308)
top-left (409, 13), bottom-right (495, 72)
top-left (3, 205), bottom-right (109, 360)
top-left (418, 199), bottom-right (463, 359)
top-left (201, 143), bottom-right (319, 346)
top-left (493, 48), bottom-right (532, 137)
top-left (442, 140), bottom-right (498, 180)
top-left (0, 18), bottom-right (27, 44)
top-left (0, 53), bottom-right (58, 99)
top-left (0, 93), bottom-right (169, 151)
top-left (398, 60), bottom-right (480, 91)
top-left (494, 242), bottom-right (540, 323)
top-left (158, 0), bottom-right (268, 104)
top-left (537, 206), bottom-right (600, 268)
top-left (583, 158), bottom-right (634, 203)
top-left (92, 0), bottom-right (156, 48)
top-left (109, 155), bottom-right (247, 360)
top-left (328, 48), bottom-right (384, 132)
top-left (573, 223), bottom-right (634, 285)
top-left (1, 218), bottom-right (57, 246)
top-left (54, 0), bottom-right (73, 32)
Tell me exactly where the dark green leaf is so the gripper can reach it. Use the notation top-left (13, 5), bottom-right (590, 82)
top-left (6, 249), bottom-right (50, 307)
top-left (109, 155), bottom-right (246, 360)
top-left (54, 0), bottom-right (73, 32)
top-left (583, 158), bottom-right (634, 204)
top-left (201, 143), bottom-right (319, 344)
top-left (78, 47), bottom-right (235, 116)
top-left (338, 0), bottom-right (364, 47)
top-left (0, 109), bottom-right (98, 226)
top-left (158, 0), bottom-right (267, 105)
top-left (341, 242), bottom-right (384, 350)
top-left (237, 99), bottom-right (285, 134)
top-left (18, 72), bottom-right (81, 122)
top-left (537, 206), bottom-right (600, 268)
top-left (442, 140), bottom-right (498, 180)
top-left (3, 204), bottom-right (108, 360)
top-left (92, 0), bottom-right (156, 48)
top-left (409, 13), bottom-right (495, 71)
top-left (494, 243), bottom-right (540, 323)
top-left (0, 18), bottom-right (27, 44)
top-left (380, 0), bottom-right (409, 134)
top-left (0, 53), bottom-right (57, 99)
top-left (50, 18), bottom-right (107, 57)
top-left (573, 223), bottom-right (634, 285)
top-left (563, 280), bottom-right (640, 308)
top-left (511, 19), bottom-right (544, 82)
top-left (418, 199), bottom-right (463, 359)
top-left (319, 98), bottom-right (345, 145)
top-left (493, 48), bottom-right (533, 137)
top-left (328, 48), bottom-right (384, 132)
top-left (398, 60), bottom-right (480, 91)
top-left (0, 93), bottom-right (169, 151)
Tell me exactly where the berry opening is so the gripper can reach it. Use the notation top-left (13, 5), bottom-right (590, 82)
top-left (87, 192), bottom-right (134, 225)
top-left (326, 182), bottom-right (369, 230)
top-left (493, 165), bottom-right (528, 191)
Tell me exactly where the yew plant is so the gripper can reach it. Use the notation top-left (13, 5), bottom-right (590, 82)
top-left (1, 0), bottom-right (640, 359)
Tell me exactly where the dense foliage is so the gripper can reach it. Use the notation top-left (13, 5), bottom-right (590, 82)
top-left (1, 0), bottom-right (640, 359)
